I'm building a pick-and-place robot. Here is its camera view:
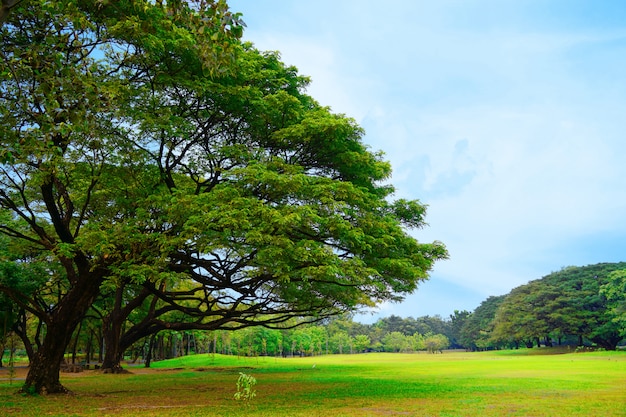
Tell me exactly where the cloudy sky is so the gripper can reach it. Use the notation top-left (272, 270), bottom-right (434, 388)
top-left (228, 0), bottom-right (626, 322)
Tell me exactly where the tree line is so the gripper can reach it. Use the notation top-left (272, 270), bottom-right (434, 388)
top-left (2, 262), bottom-right (625, 371)
top-left (1, 313), bottom-right (455, 366)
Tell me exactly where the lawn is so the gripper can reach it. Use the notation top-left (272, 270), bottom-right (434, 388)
top-left (1, 350), bottom-right (625, 416)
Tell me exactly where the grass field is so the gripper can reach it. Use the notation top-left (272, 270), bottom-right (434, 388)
top-left (1, 350), bottom-right (625, 416)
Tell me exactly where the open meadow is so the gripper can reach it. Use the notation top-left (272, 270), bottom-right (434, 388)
top-left (1, 350), bottom-right (625, 417)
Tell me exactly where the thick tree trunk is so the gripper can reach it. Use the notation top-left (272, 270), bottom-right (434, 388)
top-left (101, 320), bottom-right (126, 373)
top-left (22, 261), bottom-right (104, 394)
top-left (101, 292), bottom-right (126, 374)
top-left (100, 285), bottom-right (152, 373)
top-left (23, 330), bottom-right (71, 394)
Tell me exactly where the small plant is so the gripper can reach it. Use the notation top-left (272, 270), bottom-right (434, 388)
top-left (233, 372), bottom-right (257, 402)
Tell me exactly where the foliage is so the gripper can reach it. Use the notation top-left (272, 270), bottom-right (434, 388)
top-left (447, 309), bottom-right (471, 348)
top-left (423, 333), bottom-right (449, 353)
top-left (353, 334), bottom-right (371, 353)
top-left (381, 331), bottom-right (408, 352)
top-left (459, 295), bottom-right (506, 350)
top-left (490, 263), bottom-right (626, 350)
top-left (601, 269), bottom-right (626, 337)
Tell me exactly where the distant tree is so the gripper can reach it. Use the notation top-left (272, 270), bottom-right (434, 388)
top-left (374, 315), bottom-right (450, 337)
top-left (448, 310), bottom-right (471, 349)
top-left (367, 324), bottom-right (386, 352)
top-left (492, 263), bottom-right (626, 350)
top-left (417, 315), bottom-right (450, 337)
top-left (491, 281), bottom-right (555, 348)
top-left (330, 330), bottom-right (353, 354)
top-left (375, 315), bottom-right (410, 334)
top-left (423, 333), bottom-right (449, 353)
top-left (408, 332), bottom-right (425, 351)
top-left (382, 331), bottom-right (408, 352)
top-left (460, 295), bottom-right (506, 350)
top-left (353, 334), bottom-right (371, 353)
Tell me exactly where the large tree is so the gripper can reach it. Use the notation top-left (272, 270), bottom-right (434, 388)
top-left (492, 263), bottom-right (626, 350)
top-left (0, 0), bottom-right (446, 394)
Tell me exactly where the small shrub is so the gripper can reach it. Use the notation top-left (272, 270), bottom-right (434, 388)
top-left (233, 372), bottom-right (256, 402)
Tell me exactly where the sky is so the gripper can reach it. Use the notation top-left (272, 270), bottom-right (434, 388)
top-left (228, 0), bottom-right (626, 323)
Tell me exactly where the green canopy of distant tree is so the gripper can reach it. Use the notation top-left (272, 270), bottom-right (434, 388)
top-left (490, 263), bottom-right (626, 350)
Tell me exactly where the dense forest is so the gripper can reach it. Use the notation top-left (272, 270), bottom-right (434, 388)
top-left (2, 262), bottom-right (625, 370)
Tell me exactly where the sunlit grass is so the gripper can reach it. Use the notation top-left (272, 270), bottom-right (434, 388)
top-left (1, 350), bottom-right (625, 416)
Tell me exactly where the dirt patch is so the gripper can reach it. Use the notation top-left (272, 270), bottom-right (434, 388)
top-left (0, 366), bottom-right (28, 381)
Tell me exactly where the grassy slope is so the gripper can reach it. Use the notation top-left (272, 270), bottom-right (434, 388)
top-left (1, 350), bottom-right (625, 417)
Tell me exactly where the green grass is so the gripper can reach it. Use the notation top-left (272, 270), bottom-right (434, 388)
top-left (1, 350), bottom-right (625, 416)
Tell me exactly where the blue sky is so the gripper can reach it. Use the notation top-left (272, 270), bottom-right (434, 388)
top-left (228, 0), bottom-right (626, 322)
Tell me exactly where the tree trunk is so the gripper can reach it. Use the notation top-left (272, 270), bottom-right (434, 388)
top-left (23, 332), bottom-right (70, 395)
top-left (21, 260), bottom-right (104, 394)
top-left (144, 333), bottom-right (157, 368)
top-left (101, 307), bottom-right (125, 374)
top-left (100, 322), bottom-right (125, 373)
top-left (85, 332), bottom-right (93, 363)
top-left (590, 334), bottom-right (621, 351)
top-left (544, 336), bottom-right (552, 348)
top-left (100, 284), bottom-right (152, 373)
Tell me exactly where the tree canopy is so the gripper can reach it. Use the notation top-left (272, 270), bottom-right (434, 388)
top-left (460, 263), bottom-right (626, 351)
top-left (0, 0), bottom-right (446, 393)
